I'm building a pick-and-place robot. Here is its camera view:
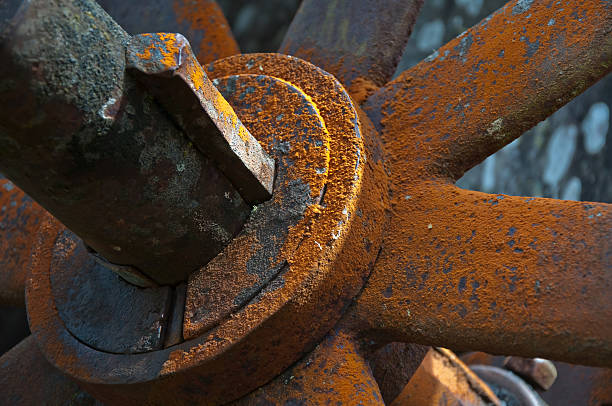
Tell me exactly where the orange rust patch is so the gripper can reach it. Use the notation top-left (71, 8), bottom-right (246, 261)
top-left (172, 0), bottom-right (239, 64)
top-left (351, 180), bottom-right (612, 366)
top-left (392, 348), bottom-right (500, 406)
top-left (349, 77), bottom-right (379, 105)
top-left (233, 330), bottom-right (384, 405)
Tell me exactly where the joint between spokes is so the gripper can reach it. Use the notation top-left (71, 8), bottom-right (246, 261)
top-left (126, 32), bottom-right (275, 204)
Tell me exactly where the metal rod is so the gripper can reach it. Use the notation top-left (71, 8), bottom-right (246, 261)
top-left (0, 0), bottom-right (253, 285)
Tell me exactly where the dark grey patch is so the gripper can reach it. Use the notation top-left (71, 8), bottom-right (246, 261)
top-left (512, 0), bottom-right (534, 15)
top-left (50, 230), bottom-right (172, 354)
top-left (458, 276), bottom-right (467, 294)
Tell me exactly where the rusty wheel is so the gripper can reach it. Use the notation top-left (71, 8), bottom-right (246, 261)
top-left (0, 0), bottom-right (610, 405)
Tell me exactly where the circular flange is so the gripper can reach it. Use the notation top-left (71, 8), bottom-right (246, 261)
top-left (26, 53), bottom-right (389, 405)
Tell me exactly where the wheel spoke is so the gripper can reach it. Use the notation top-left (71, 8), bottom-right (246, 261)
top-left (97, 0), bottom-right (239, 64)
top-left (231, 329), bottom-right (384, 405)
top-left (0, 336), bottom-right (92, 404)
top-left (0, 178), bottom-right (47, 307)
top-left (363, 0), bottom-right (612, 180)
top-left (348, 181), bottom-right (612, 366)
top-left (280, 0), bottom-right (424, 102)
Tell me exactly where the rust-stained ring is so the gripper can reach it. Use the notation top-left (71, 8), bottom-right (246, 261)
top-left (26, 54), bottom-right (388, 405)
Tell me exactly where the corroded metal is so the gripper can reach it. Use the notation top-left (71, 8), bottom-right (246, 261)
top-left (504, 356), bottom-right (557, 391)
top-left (127, 32), bottom-right (274, 203)
top-left (0, 177), bottom-right (47, 306)
top-left (97, 0), bottom-right (239, 64)
top-left (232, 329), bottom-right (384, 405)
top-left (348, 182), bottom-right (612, 366)
top-left (0, 0), bottom-right (250, 285)
top-left (470, 364), bottom-right (546, 406)
top-left (1, 0), bottom-right (612, 403)
top-left (364, 0), bottom-right (612, 181)
top-left (281, 0), bottom-right (424, 103)
top-left (367, 342), bottom-right (431, 404)
top-left (25, 53), bottom-right (388, 405)
top-left (0, 336), bottom-right (97, 405)
top-left (391, 348), bottom-right (501, 405)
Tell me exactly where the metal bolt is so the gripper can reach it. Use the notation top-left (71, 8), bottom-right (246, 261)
top-left (0, 0), bottom-right (273, 285)
top-left (503, 356), bottom-right (558, 391)
top-left (126, 32), bottom-right (274, 204)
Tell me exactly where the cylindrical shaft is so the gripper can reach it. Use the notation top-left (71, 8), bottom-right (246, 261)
top-left (0, 0), bottom-right (251, 285)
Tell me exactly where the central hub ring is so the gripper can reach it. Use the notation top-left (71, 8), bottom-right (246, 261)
top-left (26, 53), bottom-right (388, 405)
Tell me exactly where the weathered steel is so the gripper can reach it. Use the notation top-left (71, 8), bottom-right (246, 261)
top-left (0, 177), bottom-right (47, 306)
top-left (363, 0), bottom-right (612, 181)
top-left (504, 356), bottom-right (557, 391)
top-left (0, 335), bottom-right (98, 405)
top-left (184, 71), bottom-right (329, 338)
top-left (50, 229), bottom-right (173, 354)
top-left (367, 342), bottom-right (430, 404)
top-left (348, 182), bottom-right (612, 366)
top-left (97, 0), bottom-right (239, 65)
top-left (462, 351), bottom-right (612, 405)
top-left (470, 364), bottom-right (546, 406)
top-left (126, 33), bottom-right (274, 204)
top-left (280, 0), bottom-right (424, 103)
top-left (391, 348), bottom-right (501, 406)
top-left (26, 53), bottom-right (388, 405)
top-left (232, 329), bottom-right (384, 405)
top-left (0, 0), bottom-right (251, 285)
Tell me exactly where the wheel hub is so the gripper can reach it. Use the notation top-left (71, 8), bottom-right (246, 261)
top-left (26, 53), bottom-right (389, 405)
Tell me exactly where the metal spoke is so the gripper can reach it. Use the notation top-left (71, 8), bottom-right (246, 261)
top-left (0, 178), bottom-right (47, 306)
top-left (363, 0), bottom-right (612, 181)
top-left (347, 181), bottom-right (612, 366)
top-left (97, 0), bottom-right (239, 64)
top-left (280, 0), bottom-right (424, 102)
top-left (0, 336), bottom-right (93, 404)
top-left (231, 329), bottom-right (384, 405)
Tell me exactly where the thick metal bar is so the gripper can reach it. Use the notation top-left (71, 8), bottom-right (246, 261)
top-left (0, 177), bottom-right (47, 306)
top-left (0, 336), bottom-right (97, 405)
top-left (0, 0), bottom-right (251, 285)
top-left (363, 0), bottom-right (612, 181)
top-left (280, 0), bottom-right (424, 103)
top-left (126, 33), bottom-right (274, 203)
top-left (97, 0), bottom-right (239, 65)
top-left (348, 181), bottom-right (612, 367)
top-left (231, 329), bottom-right (384, 405)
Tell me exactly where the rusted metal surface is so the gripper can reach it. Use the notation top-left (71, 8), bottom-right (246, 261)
top-left (0, 335), bottom-right (97, 405)
top-left (349, 181), bottom-right (612, 366)
top-left (504, 356), bottom-right (557, 391)
top-left (367, 342), bottom-right (431, 404)
top-left (0, 0), bottom-right (251, 285)
top-left (232, 329), bottom-right (384, 405)
top-left (470, 364), bottom-right (546, 406)
top-left (127, 32), bottom-right (274, 204)
top-left (26, 53), bottom-right (388, 405)
top-left (462, 351), bottom-right (612, 405)
top-left (0, 177), bottom-right (47, 306)
top-left (363, 0), bottom-right (612, 181)
top-left (97, 0), bottom-right (239, 64)
top-left (280, 0), bottom-right (424, 103)
top-left (183, 71), bottom-right (328, 337)
top-left (50, 229), bottom-right (173, 354)
top-left (391, 348), bottom-right (501, 406)
top-left (2, 0), bottom-right (612, 403)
